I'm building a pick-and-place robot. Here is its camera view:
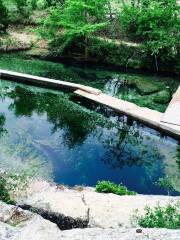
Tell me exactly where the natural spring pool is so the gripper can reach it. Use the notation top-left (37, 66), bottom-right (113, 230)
top-left (0, 54), bottom-right (179, 195)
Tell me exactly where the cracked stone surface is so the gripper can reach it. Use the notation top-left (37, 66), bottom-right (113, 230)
top-left (82, 188), bottom-right (180, 228)
top-left (14, 181), bottom-right (180, 229)
top-left (0, 201), bottom-right (180, 240)
top-left (16, 181), bottom-right (89, 229)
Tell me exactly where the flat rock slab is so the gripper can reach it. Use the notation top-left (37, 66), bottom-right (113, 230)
top-left (161, 102), bottom-right (180, 126)
top-left (1, 221), bottom-right (180, 240)
top-left (82, 189), bottom-right (180, 228)
top-left (75, 90), bottom-right (163, 126)
top-left (1, 201), bottom-right (180, 240)
top-left (14, 181), bottom-right (180, 229)
top-left (0, 69), bottom-right (102, 95)
top-left (60, 228), bottom-right (180, 240)
top-left (75, 89), bottom-right (180, 138)
top-left (161, 86), bottom-right (180, 126)
top-left (16, 181), bottom-right (88, 225)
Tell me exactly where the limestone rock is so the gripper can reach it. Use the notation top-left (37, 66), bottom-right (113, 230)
top-left (59, 228), bottom-right (180, 240)
top-left (0, 201), bottom-right (61, 240)
top-left (12, 215), bottom-right (61, 240)
top-left (82, 189), bottom-right (180, 228)
top-left (0, 200), bottom-right (180, 240)
top-left (14, 181), bottom-right (180, 229)
top-left (0, 201), bottom-right (35, 226)
top-left (16, 181), bottom-right (89, 229)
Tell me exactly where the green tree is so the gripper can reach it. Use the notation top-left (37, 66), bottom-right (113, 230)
top-left (0, 0), bottom-right (9, 33)
top-left (14, 0), bottom-right (30, 18)
top-left (45, 0), bottom-right (65, 7)
top-left (119, 0), bottom-right (179, 70)
top-left (40, 0), bottom-right (109, 60)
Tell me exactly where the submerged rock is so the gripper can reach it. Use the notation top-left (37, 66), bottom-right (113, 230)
top-left (135, 80), bottom-right (164, 95)
top-left (153, 90), bottom-right (171, 104)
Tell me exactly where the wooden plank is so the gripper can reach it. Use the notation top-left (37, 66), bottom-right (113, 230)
top-left (161, 86), bottom-right (180, 126)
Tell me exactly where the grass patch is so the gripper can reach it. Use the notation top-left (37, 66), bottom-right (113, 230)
top-left (136, 203), bottom-right (180, 229)
top-left (96, 180), bottom-right (136, 196)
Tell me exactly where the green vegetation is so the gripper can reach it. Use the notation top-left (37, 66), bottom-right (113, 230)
top-left (39, 0), bottom-right (109, 59)
top-left (155, 176), bottom-right (176, 196)
top-left (136, 203), bottom-right (180, 229)
top-left (0, 176), bottom-right (14, 204)
top-left (0, 169), bottom-right (40, 204)
top-left (14, 0), bottom-right (30, 18)
top-left (119, 0), bottom-right (179, 70)
top-left (96, 181), bottom-right (136, 195)
top-left (0, 0), bottom-right (9, 33)
top-left (0, 0), bottom-right (179, 73)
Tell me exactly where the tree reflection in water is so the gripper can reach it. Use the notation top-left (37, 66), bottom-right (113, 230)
top-left (0, 114), bottom-right (6, 137)
top-left (0, 80), bottom-right (179, 193)
top-left (7, 84), bottom-right (162, 170)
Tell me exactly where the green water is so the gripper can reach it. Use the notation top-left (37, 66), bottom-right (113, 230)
top-left (0, 53), bottom-right (179, 112)
top-left (0, 53), bottom-right (179, 195)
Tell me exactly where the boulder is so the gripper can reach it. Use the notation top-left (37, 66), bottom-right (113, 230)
top-left (15, 181), bottom-right (89, 230)
top-left (0, 201), bottom-right (61, 240)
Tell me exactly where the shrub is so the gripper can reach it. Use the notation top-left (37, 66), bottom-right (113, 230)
top-left (96, 180), bottom-right (136, 195)
top-left (0, 169), bottom-right (35, 204)
top-left (0, 0), bottom-right (9, 33)
top-left (0, 176), bottom-right (14, 204)
top-left (154, 176), bottom-right (175, 196)
top-left (14, 0), bottom-right (30, 18)
top-left (137, 203), bottom-right (180, 229)
top-left (119, 0), bottom-right (179, 66)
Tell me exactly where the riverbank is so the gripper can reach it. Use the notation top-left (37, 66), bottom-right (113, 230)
top-left (1, 25), bottom-right (179, 76)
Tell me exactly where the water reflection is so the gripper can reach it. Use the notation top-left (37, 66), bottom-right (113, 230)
top-left (0, 79), bottom-right (179, 194)
top-left (0, 53), bottom-right (179, 113)
top-left (0, 114), bottom-right (7, 136)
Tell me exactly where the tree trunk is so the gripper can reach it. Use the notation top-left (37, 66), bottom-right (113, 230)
top-left (84, 36), bottom-right (88, 61)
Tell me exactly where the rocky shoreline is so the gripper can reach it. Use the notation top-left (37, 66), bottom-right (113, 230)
top-left (0, 180), bottom-right (179, 240)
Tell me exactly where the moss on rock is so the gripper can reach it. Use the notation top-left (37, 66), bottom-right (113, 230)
top-left (153, 90), bottom-right (171, 104)
top-left (134, 79), bottom-right (165, 95)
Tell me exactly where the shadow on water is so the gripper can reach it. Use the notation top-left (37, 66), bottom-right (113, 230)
top-left (0, 79), bottom-right (180, 195)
